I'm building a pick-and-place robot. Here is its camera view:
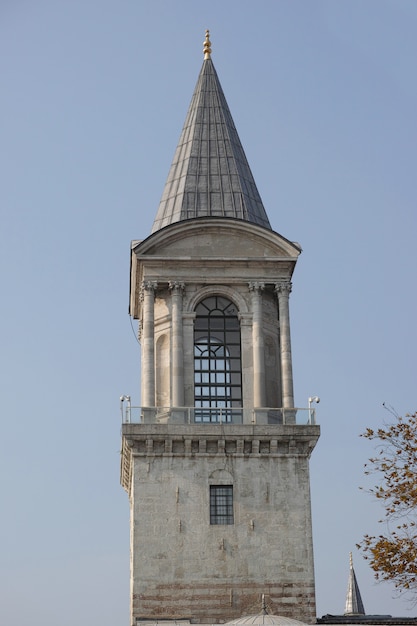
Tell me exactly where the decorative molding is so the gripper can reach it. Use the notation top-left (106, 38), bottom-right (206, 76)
top-left (274, 281), bottom-right (292, 296)
top-left (140, 280), bottom-right (158, 302)
top-left (124, 434), bottom-right (316, 457)
top-left (248, 281), bottom-right (265, 293)
top-left (168, 280), bottom-right (185, 293)
top-left (142, 280), bottom-right (158, 292)
top-left (239, 313), bottom-right (252, 326)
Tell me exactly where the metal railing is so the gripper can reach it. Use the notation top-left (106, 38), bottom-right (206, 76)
top-left (120, 405), bottom-right (317, 426)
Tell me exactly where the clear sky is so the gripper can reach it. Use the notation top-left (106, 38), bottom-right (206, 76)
top-left (1, 1), bottom-right (416, 625)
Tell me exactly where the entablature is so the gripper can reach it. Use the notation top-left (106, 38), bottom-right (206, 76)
top-left (120, 423), bottom-right (320, 491)
top-left (126, 431), bottom-right (319, 457)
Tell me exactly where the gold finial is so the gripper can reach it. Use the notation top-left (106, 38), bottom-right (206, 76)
top-left (203, 29), bottom-right (211, 59)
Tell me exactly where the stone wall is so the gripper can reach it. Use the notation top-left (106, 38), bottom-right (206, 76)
top-left (122, 423), bottom-right (319, 624)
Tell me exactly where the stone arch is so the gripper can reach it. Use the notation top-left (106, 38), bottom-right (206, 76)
top-left (209, 468), bottom-right (234, 483)
top-left (186, 285), bottom-right (249, 315)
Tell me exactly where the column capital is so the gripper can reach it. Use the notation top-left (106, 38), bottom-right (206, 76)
top-left (248, 281), bottom-right (265, 293)
top-left (140, 280), bottom-right (158, 301)
top-left (142, 280), bottom-right (158, 292)
top-left (275, 280), bottom-right (292, 296)
top-left (169, 280), bottom-right (185, 293)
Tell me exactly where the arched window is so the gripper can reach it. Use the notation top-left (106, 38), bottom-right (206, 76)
top-left (194, 296), bottom-right (242, 423)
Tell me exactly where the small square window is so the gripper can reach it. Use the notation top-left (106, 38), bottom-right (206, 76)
top-left (210, 485), bottom-right (234, 525)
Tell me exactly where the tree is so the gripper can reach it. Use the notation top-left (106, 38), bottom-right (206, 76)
top-left (358, 410), bottom-right (417, 596)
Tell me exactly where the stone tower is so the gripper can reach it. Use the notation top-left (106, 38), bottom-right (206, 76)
top-left (120, 31), bottom-right (320, 626)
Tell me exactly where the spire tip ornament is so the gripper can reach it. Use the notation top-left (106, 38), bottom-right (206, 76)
top-left (203, 29), bottom-right (212, 59)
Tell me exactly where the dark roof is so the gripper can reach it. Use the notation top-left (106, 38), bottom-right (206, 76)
top-left (151, 52), bottom-right (271, 233)
top-left (317, 615), bottom-right (417, 625)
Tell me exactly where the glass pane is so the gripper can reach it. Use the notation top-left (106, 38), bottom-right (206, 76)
top-left (195, 331), bottom-right (209, 341)
top-left (195, 318), bottom-right (208, 330)
top-left (230, 372), bottom-right (241, 385)
top-left (224, 303), bottom-right (237, 316)
top-left (216, 297), bottom-right (230, 311)
top-left (210, 317), bottom-right (223, 329)
top-left (228, 344), bottom-right (241, 358)
top-left (212, 344), bottom-right (225, 357)
top-left (196, 298), bottom-right (215, 313)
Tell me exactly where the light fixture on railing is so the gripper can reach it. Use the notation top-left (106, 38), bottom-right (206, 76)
top-left (308, 396), bottom-right (320, 408)
top-left (308, 396), bottom-right (320, 425)
top-left (120, 395), bottom-right (131, 422)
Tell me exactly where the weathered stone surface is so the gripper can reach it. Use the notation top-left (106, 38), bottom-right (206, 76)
top-left (122, 423), bottom-right (319, 624)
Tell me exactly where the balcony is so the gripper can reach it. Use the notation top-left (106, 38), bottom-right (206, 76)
top-left (120, 405), bottom-right (317, 426)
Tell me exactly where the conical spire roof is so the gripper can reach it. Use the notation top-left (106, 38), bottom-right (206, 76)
top-left (344, 553), bottom-right (365, 616)
top-left (151, 31), bottom-right (272, 233)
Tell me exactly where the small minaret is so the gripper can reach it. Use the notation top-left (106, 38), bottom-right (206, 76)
top-left (345, 552), bottom-right (366, 616)
top-left (121, 31), bottom-right (320, 626)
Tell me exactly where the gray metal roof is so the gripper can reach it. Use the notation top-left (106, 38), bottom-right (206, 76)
top-left (345, 553), bottom-right (366, 616)
top-left (151, 34), bottom-right (271, 233)
top-left (227, 616), bottom-right (308, 626)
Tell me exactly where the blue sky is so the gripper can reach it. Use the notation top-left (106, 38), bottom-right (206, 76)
top-left (1, 1), bottom-right (416, 625)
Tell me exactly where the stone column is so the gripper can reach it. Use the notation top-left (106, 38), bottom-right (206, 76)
top-left (169, 281), bottom-right (185, 408)
top-left (248, 282), bottom-right (266, 408)
top-left (141, 280), bottom-right (157, 408)
top-left (275, 281), bottom-right (294, 408)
